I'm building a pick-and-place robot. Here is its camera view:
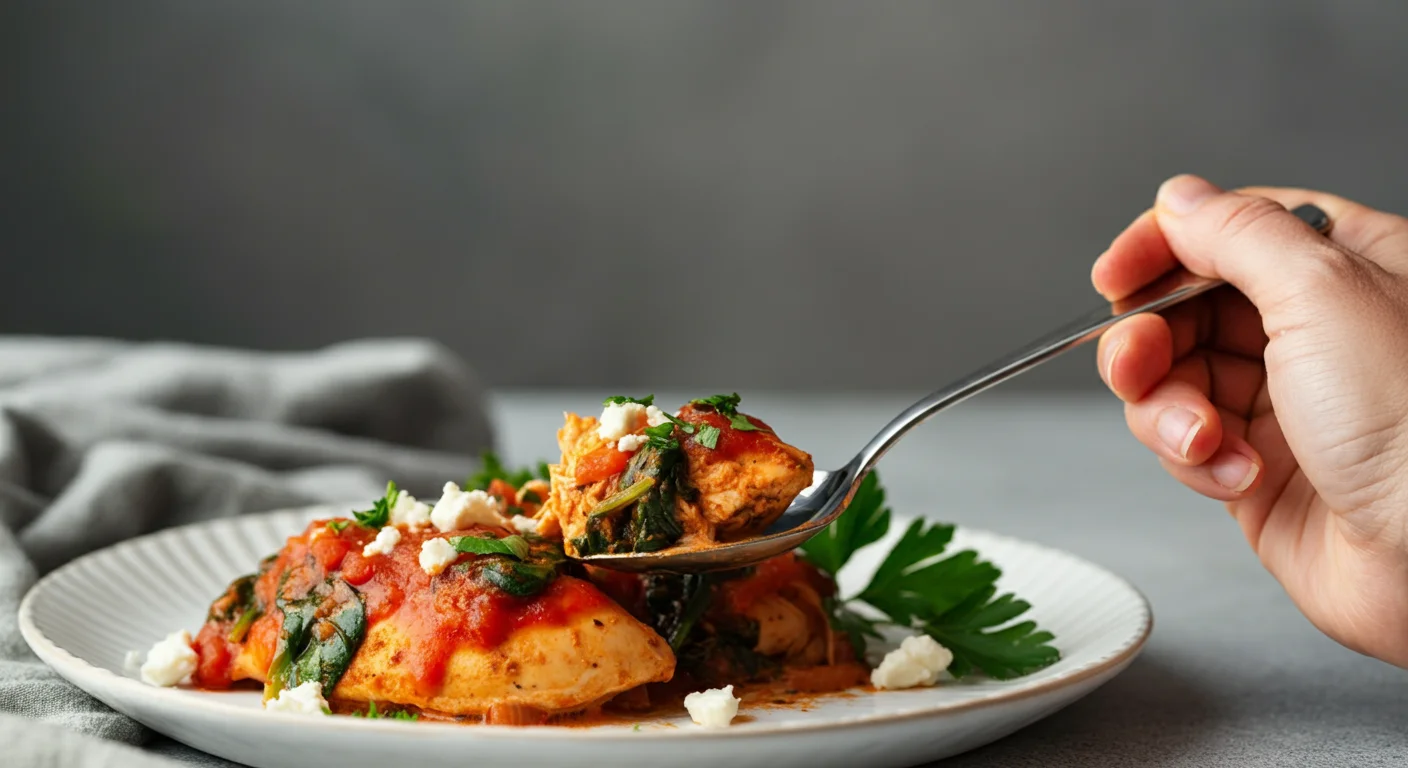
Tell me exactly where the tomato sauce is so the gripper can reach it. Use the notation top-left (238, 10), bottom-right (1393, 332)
top-left (194, 520), bottom-right (610, 695)
top-left (676, 404), bottom-right (784, 462)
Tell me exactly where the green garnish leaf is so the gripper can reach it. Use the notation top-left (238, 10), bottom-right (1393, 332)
top-left (689, 393), bottom-right (742, 413)
top-left (452, 533), bottom-right (531, 560)
top-left (922, 586), bottom-right (1060, 679)
top-left (352, 701), bottom-right (420, 720)
top-left (467, 451), bottom-right (552, 491)
top-left (643, 422), bottom-right (679, 450)
top-left (688, 393), bottom-right (769, 432)
top-left (353, 482), bottom-right (398, 529)
top-left (659, 411), bottom-right (697, 436)
top-left (326, 520), bottom-right (351, 534)
top-left (799, 470), bottom-right (1059, 681)
top-left (695, 424), bottom-right (722, 450)
top-left (520, 489), bottom-right (542, 505)
top-left (604, 394), bottom-right (655, 407)
top-left (798, 472), bottom-right (890, 578)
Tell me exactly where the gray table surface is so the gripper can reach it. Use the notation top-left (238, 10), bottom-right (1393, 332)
top-left (491, 391), bottom-right (1405, 767)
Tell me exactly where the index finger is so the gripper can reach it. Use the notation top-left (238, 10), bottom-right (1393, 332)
top-left (1091, 208), bottom-right (1174, 301)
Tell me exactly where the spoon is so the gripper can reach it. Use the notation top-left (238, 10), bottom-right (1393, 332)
top-left (583, 203), bottom-right (1333, 573)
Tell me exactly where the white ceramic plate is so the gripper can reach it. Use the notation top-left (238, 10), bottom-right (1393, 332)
top-left (20, 505), bottom-right (1150, 768)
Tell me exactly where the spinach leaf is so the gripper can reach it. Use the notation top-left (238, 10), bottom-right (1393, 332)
top-left (481, 559), bottom-right (559, 597)
top-left (263, 574), bottom-right (366, 702)
top-left (619, 446), bottom-right (685, 553)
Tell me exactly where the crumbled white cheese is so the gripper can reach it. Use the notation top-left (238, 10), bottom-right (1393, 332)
top-left (683, 685), bottom-right (741, 727)
top-left (598, 402), bottom-right (648, 441)
top-left (123, 650), bottom-right (144, 677)
top-left (263, 681), bottom-right (330, 715)
top-left (616, 433), bottom-right (647, 452)
top-left (870, 634), bottom-right (953, 690)
top-left (389, 490), bottom-right (433, 530)
top-left (419, 537), bottom-right (460, 576)
top-left (140, 630), bottom-right (198, 687)
top-left (510, 515), bottom-right (540, 535)
top-left (362, 525), bottom-right (402, 557)
top-left (645, 405), bottom-right (670, 428)
top-left (430, 482), bottom-right (508, 532)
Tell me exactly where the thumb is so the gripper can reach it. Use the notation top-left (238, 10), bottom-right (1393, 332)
top-left (1154, 175), bottom-right (1376, 321)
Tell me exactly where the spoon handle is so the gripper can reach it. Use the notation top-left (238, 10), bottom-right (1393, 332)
top-left (854, 203), bottom-right (1333, 474)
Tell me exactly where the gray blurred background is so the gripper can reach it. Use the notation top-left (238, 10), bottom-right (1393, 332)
top-left (5, 1), bottom-right (1406, 391)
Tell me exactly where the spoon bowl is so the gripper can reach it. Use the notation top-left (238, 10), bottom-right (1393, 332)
top-left (581, 204), bottom-right (1332, 574)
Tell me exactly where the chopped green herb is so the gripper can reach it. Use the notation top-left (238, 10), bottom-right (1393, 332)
top-left (798, 470), bottom-right (1059, 680)
top-left (688, 393), bottom-right (742, 413)
top-left (688, 393), bottom-right (769, 432)
top-left (326, 520), bottom-right (351, 534)
top-left (467, 451), bottom-right (552, 491)
top-left (520, 489), bottom-right (542, 505)
top-left (352, 701), bottom-right (419, 721)
top-left (695, 424), bottom-right (722, 450)
top-left (604, 394), bottom-right (655, 407)
top-left (643, 422), bottom-right (679, 450)
top-left (353, 482), bottom-right (398, 529)
top-left (632, 723), bottom-right (642, 732)
top-left (451, 533), bottom-right (531, 560)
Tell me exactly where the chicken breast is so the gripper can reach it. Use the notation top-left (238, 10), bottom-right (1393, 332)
top-left (675, 403), bottom-right (814, 539)
top-left (193, 520), bottom-right (674, 719)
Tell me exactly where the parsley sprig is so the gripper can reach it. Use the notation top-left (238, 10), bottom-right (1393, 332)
top-left (799, 472), bottom-right (1059, 680)
top-left (468, 451), bottom-right (551, 492)
top-left (689, 393), bottom-right (769, 432)
top-left (352, 482), bottom-right (398, 529)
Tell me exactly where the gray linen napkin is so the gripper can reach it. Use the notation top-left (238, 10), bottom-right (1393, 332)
top-left (0, 337), bottom-right (495, 766)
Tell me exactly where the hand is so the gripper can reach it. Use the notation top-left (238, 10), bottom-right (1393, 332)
top-left (1091, 174), bottom-right (1408, 668)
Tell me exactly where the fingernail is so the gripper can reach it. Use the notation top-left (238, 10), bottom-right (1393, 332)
top-left (1212, 453), bottom-right (1259, 493)
top-left (1157, 174), bottom-right (1222, 215)
top-left (1103, 340), bottom-right (1125, 389)
top-left (1156, 408), bottom-right (1202, 459)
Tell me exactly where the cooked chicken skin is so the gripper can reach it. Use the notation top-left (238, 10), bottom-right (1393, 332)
top-left (323, 593), bottom-right (672, 715)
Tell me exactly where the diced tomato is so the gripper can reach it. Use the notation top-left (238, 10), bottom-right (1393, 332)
top-left (191, 623), bottom-right (234, 689)
top-left (574, 445), bottom-right (631, 485)
top-left (340, 550), bottom-right (375, 586)
top-left (487, 479), bottom-right (519, 507)
top-left (310, 535), bottom-right (351, 572)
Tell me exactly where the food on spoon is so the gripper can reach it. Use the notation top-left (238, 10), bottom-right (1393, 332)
top-left (543, 394), bottom-right (815, 557)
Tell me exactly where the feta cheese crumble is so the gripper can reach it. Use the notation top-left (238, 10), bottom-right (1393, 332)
top-left (263, 681), bottom-right (330, 715)
top-left (123, 650), bottom-right (144, 678)
top-left (683, 685), bottom-right (741, 728)
top-left (362, 525), bottom-right (402, 557)
top-left (870, 634), bottom-right (953, 690)
top-left (598, 402), bottom-right (647, 441)
top-left (389, 490), bottom-right (433, 530)
top-left (419, 537), bottom-right (459, 576)
top-left (511, 515), bottom-right (540, 535)
top-left (645, 405), bottom-right (670, 428)
top-left (140, 630), bottom-right (198, 687)
top-left (616, 433), bottom-right (647, 452)
top-left (430, 482), bottom-right (507, 532)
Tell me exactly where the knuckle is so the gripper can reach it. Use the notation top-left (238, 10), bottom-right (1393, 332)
top-left (1211, 195), bottom-right (1287, 243)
